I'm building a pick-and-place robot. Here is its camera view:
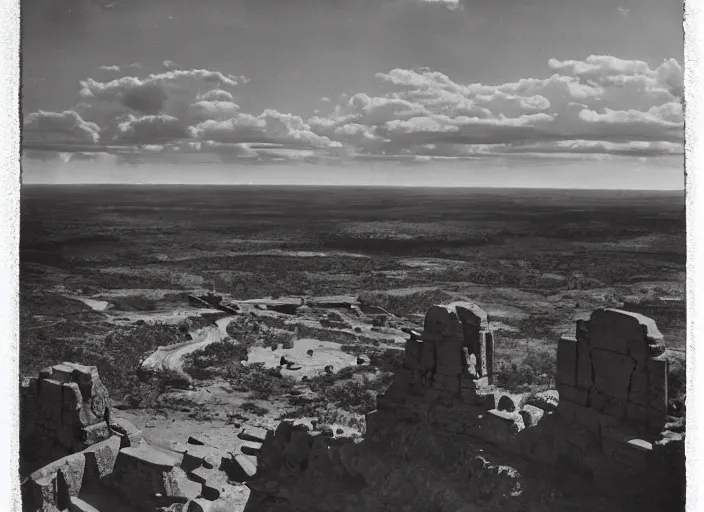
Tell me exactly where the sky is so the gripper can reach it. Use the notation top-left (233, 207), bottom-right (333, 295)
top-left (20, 0), bottom-right (685, 188)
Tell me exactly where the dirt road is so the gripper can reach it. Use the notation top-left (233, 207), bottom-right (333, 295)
top-left (141, 316), bottom-right (236, 372)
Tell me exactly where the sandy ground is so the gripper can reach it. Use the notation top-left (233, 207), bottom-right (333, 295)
top-left (247, 338), bottom-right (360, 378)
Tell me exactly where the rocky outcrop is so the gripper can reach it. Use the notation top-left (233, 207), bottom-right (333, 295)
top-left (243, 304), bottom-right (685, 512)
top-left (19, 365), bottom-right (225, 512)
top-left (20, 363), bottom-right (112, 475)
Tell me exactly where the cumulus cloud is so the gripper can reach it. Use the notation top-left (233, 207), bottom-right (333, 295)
top-left (309, 55), bottom-right (684, 158)
top-left (79, 69), bottom-right (242, 116)
top-left (189, 109), bottom-right (339, 149)
top-left (163, 60), bottom-right (183, 70)
top-left (197, 89), bottom-right (234, 102)
top-left (189, 100), bottom-right (241, 121)
top-left (23, 55), bottom-right (684, 164)
top-left (99, 65), bottom-right (120, 72)
top-left (117, 114), bottom-right (189, 144)
top-left (23, 110), bottom-right (100, 144)
top-left (418, 0), bottom-right (460, 10)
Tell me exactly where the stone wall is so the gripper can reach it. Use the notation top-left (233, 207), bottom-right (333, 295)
top-left (20, 363), bottom-right (112, 475)
top-left (557, 309), bottom-right (668, 434)
top-left (244, 304), bottom-right (685, 512)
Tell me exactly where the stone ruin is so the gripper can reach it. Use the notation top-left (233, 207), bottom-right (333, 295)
top-left (243, 304), bottom-right (685, 512)
top-left (18, 303), bottom-right (685, 512)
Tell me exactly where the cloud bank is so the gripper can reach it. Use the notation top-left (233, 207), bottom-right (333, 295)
top-left (22, 55), bottom-right (683, 165)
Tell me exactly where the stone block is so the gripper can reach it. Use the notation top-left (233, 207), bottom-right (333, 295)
top-left (404, 339), bottom-right (421, 370)
top-left (238, 427), bottom-right (267, 443)
top-left (627, 336), bottom-right (648, 366)
top-left (435, 339), bottom-right (463, 376)
top-left (423, 304), bottom-right (465, 341)
top-left (648, 409), bottom-right (667, 432)
top-left (240, 441), bottom-right (262, 456)
top-left (51, 364), bottom-right (76, 383)
top-left (486, 409), bottom-right (524, 440)
top-left (83, 435), bottom-right (121, 481)
top-left (419, 340), bottom-right (436, 373)
top-left (70, 496), bottom-right (100, 512)
top-left (525, 390), bottom-right (559, 412)
top-left (591, 349), bottom-right (636, 400)
top-left (519, 404), bottom-right (545, 427)
top-left (57, 424), bottom-right (77, 450)
top-left (628, 367), bottom-right (649, 407)
top-left (77, 405), bottom-right (99, 428)
top-left (63, 382), bottom-right (83, 411)
top-left (110, 417), bottom-right (143, 447)
top-left (557, 336), bottom-right (578, 386)
top-left (588, 309), bottom-right (657, 354)
top-left (558, 384), bottom-right (588, 406)
top-left (647, 356), bottom-right (668, 413)
top-left (453, 301), bottom-right (489, 329)
top-left (626, 402), bottom-right (648, 423)
top-left (118, 442), bottom-right (180, 471)
top-left (30, 452), bottom-right (86, 505)
top-left (25, 470), bottom-right (58, 511)
top-left (188, 466), bottom-right (211, 484)
top-left (601, 432), bottom-right (652, 469)
top-left (39, 367), bottom-right (54, 380)
top-left (558, 400), bottom-right (617, 433)
top-left (601, 395), bottom-right (627, 420)
top-left (39, 379), bottom-right (64, 404)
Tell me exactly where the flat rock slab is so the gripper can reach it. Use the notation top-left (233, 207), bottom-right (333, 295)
top-left (238, 428), bottom-right (267, 443)
top-left (240, 441), bottom-right (262, 456)
top-left (119, 443), bottom-right (181, 471)
top-left (69, 496), bottom-right (100, 512)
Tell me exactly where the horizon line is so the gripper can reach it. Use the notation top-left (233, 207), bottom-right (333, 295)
top-left (19, 182), bottom-right (685, 193)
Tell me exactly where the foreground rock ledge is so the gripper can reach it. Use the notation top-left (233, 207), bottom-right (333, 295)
top-left (19, 305), bottom-right (685, 512)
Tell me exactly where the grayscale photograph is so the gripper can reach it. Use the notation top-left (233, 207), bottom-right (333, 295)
top-left (18, 1), bottom-right (686, 511)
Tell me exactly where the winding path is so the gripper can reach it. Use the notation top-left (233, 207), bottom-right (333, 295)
top-left (141, 316), bottom-right (236, 372)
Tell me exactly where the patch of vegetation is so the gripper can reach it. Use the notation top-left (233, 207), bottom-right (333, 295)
top-left (495, 348), bottom-right (556, 393)
top-left (124, 368), bottom-right (191, 409)
top-left (241, 401), bottom-right (270, 416)
top-left (20, 291), bottom-right (191, 405)
top-left (307, 371), bottom-right (380, 414)
top-left (183, 339), bottom-right (249, 380)
top-left (358, 288), bottom-right (456, 318)
top-left (225, 362), bottom-right (295, 399)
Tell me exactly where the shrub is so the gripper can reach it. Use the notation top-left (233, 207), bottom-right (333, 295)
top-left (495, 348), bottom-right (556, 393)
top-left (241, 402), bottom-right (270, 416)
top-left (321, 380), bottom-right (376, 414)
top-left (182, 339), bottom-right (248, 380)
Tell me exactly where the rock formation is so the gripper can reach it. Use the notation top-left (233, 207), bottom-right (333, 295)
top-left (20, 363), bottom-right (112, 475)
top-left (18, 304), bottom-right (685, 512)
top-left (243, 305), bottom-right (685, 512)
top-left (19, 364), bottom-right (232, 512)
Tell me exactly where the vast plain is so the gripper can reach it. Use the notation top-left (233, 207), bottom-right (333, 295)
top-left (19, 185), bottom-right (686, 485)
